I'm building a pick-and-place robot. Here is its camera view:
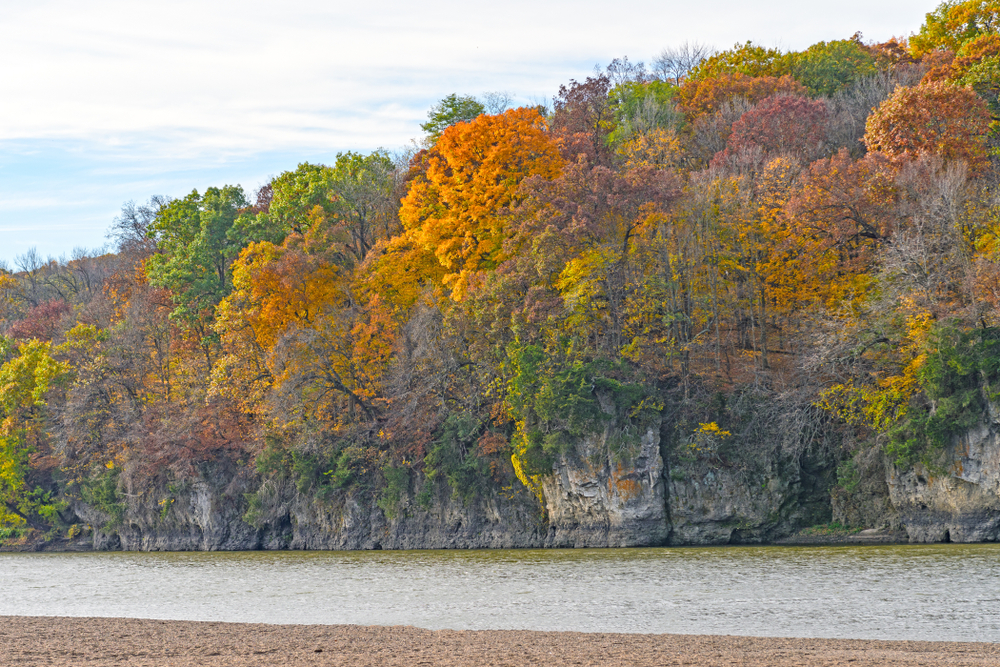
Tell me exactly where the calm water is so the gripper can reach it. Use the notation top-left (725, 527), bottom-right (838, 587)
top-left (1, 544), bottom-right (999, 641)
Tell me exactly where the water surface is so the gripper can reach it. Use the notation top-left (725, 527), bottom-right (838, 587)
top-left (1, 544), bottom-right (998, 641)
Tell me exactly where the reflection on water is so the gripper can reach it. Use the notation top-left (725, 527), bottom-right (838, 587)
top-left (1, 544), bottom-right (998, 641)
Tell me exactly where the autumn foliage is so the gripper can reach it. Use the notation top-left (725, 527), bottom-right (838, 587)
top-left (863, 81), bottom-right (991, 168)
top-left (6, 1), bottom-right (1000, 537)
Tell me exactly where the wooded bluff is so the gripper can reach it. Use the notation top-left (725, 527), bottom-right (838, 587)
top-left (5, 2), bottom-right (1000, 550)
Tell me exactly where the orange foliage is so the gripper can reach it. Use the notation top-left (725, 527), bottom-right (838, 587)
top-left (779, 149), bottom-right (898, 312)
top-left (864, 81), bottom-right (991, 170)
top-left (677, 73), bottom-right (806, 118)
top-left (399, 107), bottom-right (564, 299)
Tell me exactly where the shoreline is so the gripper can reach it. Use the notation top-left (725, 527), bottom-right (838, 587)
top-left (1, 617), bottom-right (996, 666)
top-left (1, 528), bottom-right (912, 553)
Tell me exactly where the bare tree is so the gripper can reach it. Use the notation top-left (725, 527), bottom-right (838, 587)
top-left (878, 157), bottom-right (976, 316)
top-left (604, 56), bottom-right (648, 87)
top-left (653, 42), bottom-right (715, 85)
top-left (481, 90), bottom-right (513, 115)
top-left (109, 196), bottom-right (169, 258)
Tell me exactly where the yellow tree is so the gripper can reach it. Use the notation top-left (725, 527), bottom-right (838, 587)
top-left (0, 338), bottom-right (69, 528)
top-left (399, 107), bottom-right (564, 300)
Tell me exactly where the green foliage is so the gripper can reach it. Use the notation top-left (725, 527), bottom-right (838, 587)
top-left (885, 326), bottom-right (1000, 466)
top-left (421, 94), bottom-right (485, 140)
top-left (146, 185), bottom-right (249, 325)
top-left (957, 55), bottom-right (1000, 140)
top-left (232, 163), bottom-right (332, 244)
top-left (254, 437), bottom-right (293, 478)
top-left (231, 152), bottom-right (397, 263)
top-left (423, 413), bottom-right (490, 504)
top-left (0, 339), bottom-right (69, 529)
top-left (788, 37), bottom-right (878, 96)
top-left (377, 465), bottom-right (410, 519)
top-left (688, 41), bottom-right (789, 80)
top-left (607, 80), bottom-right (682, 146)
top-left (505, 335), bottom-right (658, 479)
top-left (0, 525), bottom-right (30, 541)
top-left (836, 458), bottom-right (862, 493)
top-left (80, 465), bottom-right (126, 527)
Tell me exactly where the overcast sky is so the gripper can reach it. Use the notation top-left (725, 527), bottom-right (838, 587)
top-left (1, 0), bottom-right (937, 265)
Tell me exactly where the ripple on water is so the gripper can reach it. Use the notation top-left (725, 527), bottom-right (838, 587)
top-left (1, 543), bottom-right (998, 641)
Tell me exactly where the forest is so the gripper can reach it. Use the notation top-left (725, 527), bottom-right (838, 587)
top-left (3, 1), bottom-right (1000, 544)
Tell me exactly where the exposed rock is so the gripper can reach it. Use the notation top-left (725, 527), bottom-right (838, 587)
top-left (887, 419), bottom-right (1000, 543)
top-left (281, 481), bottom-right (545, 550)
top-left (541, 424), bottom-right (669, 547)
top-left (830, 445), bottom-right (901, 532)
top-left (666, 453), bottom-right (831, 545)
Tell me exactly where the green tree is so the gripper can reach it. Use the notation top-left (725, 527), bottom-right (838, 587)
top-left (421, 94), bottom-right (485, 140)
top-left (688, 41), bottom-right (789, 80)
top-left (789, 36), bottom-right (878, 96)
top-left (146, 185), bottom-right (249, 325)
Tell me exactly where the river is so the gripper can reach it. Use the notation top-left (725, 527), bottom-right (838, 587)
top-left (1, 544), bottom-right (998, 641)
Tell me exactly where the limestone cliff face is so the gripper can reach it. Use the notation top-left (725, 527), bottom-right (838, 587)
top-left (540, 424), bottom-right (669, 547)
top-left (82, 467), bottom-right (546, 552)
top-left (667, 448), bottom-right (834, 545)
top-left (76, 406), bottom-right (837, 551)
top-left (887, 413), bottom-right (1000, 543)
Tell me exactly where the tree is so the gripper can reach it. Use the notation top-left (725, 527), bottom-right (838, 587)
top-left (688, 41), bottom-right (789, 80)
top-left (146, 185), bottom-right (249, 326)
top-left (0, 338), bottom-right (69, 529)
top-left (232, 163), bottom-right (334, 244)
top-left (712, 95), bottom-right (829, 167)
top-left (607, 80), bottom-right (681, 149)
top-left (399, 107), bottom-right (564, 299)
top-left (325, 150), bottom-right (401, 263)
top-left (779, 149), bottom-right (898, 313)
top-left (421, 94), bottom-right (485, 141)
top-left (678, 73), bottom-right (807, 118)
top-left (551, 74), bottom-right (614, 164)
top-left (788, 36), bottom-right (878, 96)
top-left (653, 42), bottom-right (715, 84)
top-left (910, 0), bottom-right (1000, 57)
top-left (863, 81), bottom-right (991, 169)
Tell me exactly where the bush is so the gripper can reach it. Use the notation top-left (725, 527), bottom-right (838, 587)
top-left (886, 326), bottom-right (1000, 466)
top-left (80, 465), bottom-right (126, 527)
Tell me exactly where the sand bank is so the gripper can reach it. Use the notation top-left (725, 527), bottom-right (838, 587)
top-left (1, 616), bottom-right (996, 666)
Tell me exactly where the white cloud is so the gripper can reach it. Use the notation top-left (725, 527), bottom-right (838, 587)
top-left (0, 0), bottom-right (937, 261)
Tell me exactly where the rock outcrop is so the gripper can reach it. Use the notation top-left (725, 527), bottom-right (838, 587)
top-left (57, 393), bottom-right (1000, 551)
top-left (887, 416), bottom-right (1000, 543)
top-left (541, 424), bottom-right (669, 547)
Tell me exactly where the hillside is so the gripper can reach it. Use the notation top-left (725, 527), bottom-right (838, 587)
top-left (3, 2), bottom-right (1000, 549)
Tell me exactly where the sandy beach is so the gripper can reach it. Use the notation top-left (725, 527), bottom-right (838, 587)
top-left (0, 616), bottom-right (996, 666)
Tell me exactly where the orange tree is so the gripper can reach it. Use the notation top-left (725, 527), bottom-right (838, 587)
top-left (398, 107), bottom-right (564, 300)
top-left (864, 81), bottom-right (991, 169)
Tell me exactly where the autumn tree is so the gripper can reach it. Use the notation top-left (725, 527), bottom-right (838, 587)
top-left (712, 95), bottom-right (829, 167)
top-left (550, 74), bottom-right (615, 164)
top-left (910, 0), bottom-right (1000, 56)
top-left (863, 80), bottom-right (991, 168)
top-left (678, 73), bottom-right (807, 118)
top-left (399, 107), bottom-right (564, 299)
top-left (0, 338), bottom-right (69, 529)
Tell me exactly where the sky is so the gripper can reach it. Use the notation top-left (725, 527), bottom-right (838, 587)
top-left (1, 0), bottom-right (938, 267)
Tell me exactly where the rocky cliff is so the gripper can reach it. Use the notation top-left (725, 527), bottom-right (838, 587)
top-left (886, 411), bottom-right (1000, 543)
top-left (52, 395), bottom-right (1000, 551)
